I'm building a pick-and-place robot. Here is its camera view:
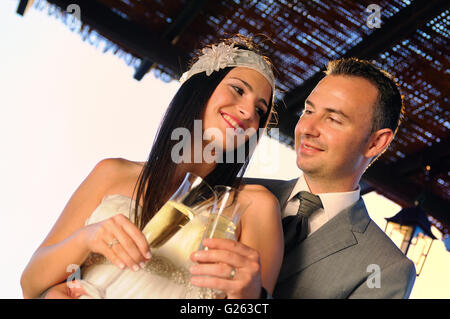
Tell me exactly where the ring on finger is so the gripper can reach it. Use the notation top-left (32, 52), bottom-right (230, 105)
top-left (229, 267), bottom-right (236, 279)
top-left (108, 238), bottom-right (120, 248)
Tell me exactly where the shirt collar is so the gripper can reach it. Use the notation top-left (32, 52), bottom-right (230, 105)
top-left (288, 173), bottom-right (361, 220)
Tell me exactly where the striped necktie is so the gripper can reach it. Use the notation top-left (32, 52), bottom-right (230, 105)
top-left (282, 191), bottom-right (323, 252)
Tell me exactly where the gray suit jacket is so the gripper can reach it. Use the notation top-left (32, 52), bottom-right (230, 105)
top-left (244, 177), bottom-right (416, 299)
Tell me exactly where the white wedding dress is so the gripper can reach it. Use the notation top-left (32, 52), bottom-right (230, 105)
top-left (79, 194), bottom-right (221, 299)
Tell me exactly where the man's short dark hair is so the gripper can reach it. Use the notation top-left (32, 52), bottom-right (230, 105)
top-left (325, 58), bottom-right (404, 136)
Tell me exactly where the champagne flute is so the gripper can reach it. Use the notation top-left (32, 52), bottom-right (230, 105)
top-left (80, 172), bottom-right (217, 298)
top-left (142, 172), bottom-right (217, 248)
top-left (196, 186), bottom-right (252, 299)
top-left (199, 186), bottom-right (252, 248)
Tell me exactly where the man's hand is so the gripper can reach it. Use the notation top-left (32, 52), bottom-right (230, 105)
top-left (42, 281), bottom-right (88, 299)
top-left (189, 238), bottom-right (262, 299)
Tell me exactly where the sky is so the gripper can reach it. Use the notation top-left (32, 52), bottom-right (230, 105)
top-left (0, 0), bottom-right (448, 299)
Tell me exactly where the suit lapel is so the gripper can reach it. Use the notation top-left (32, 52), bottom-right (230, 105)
top-left (277, 198), bottom-right (370, 283)
top-left (272, 178), bottom-right (297, 210)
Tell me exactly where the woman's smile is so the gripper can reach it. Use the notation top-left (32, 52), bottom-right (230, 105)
top-left (220, 111), bottom-right (245, 132)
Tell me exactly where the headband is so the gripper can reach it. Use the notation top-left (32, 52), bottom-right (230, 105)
top-left (179, 42), bottom-right (275, 94)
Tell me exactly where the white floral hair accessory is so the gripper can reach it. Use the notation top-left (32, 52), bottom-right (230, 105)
top-left (179, 42), bottom-right (275, 92)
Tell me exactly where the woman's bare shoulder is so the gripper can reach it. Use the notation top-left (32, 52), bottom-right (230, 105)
top-left (240, 184), bottom-right (276, 200)
top-left (240, 184), bottom-right (280, 211)
top-left (93, 158), bottom-right (145, 193)
top-left (95, 158), bottom-right (146, 174)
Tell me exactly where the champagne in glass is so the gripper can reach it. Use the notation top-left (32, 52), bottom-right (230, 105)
top-left (142, 200), bottom-right (195, 248)
top-left (203, 214), bottom-right (237, 241)
top-left (142, 172), bottom-right (216, 248)
top-left (196, 186), bottom-right (251, 298)
top-left (199, 186), bottom-right (251, 248)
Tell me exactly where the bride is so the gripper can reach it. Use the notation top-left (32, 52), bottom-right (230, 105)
top-left (20, 35), bottom-right (284, 299)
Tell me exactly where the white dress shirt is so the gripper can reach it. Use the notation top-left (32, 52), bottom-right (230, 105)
top-left (283, 174), bottom-right (361, 237)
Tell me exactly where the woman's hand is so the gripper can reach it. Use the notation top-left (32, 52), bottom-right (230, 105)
top-left (189, 238), bottom-right (262, 299)
top-left (83, 214), bottom-right (152, 271)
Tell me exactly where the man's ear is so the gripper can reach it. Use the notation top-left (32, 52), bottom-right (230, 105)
top-left (364, 128), bottom-right (394, 159)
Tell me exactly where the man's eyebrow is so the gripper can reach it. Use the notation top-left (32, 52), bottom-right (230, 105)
top-left (325, 107), bottom-right (350, 119)
top-left (305, 99), bottom-right (350, 119)
top-left (305, 99), bottom-right (315, 108)
top-left (230, 77), bottom-right (269, 109)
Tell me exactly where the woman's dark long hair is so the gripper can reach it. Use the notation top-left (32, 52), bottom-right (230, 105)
top-left (132, 38), bottom-right (275, 230)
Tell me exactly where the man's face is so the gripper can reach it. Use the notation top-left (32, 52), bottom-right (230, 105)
top-left (294, 75), bottom-right (379, 181)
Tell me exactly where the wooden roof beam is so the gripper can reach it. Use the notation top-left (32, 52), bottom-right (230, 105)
top-left (134, 0), bottom-right (208, 81)
top-left (16, 0), bottom-right (32, 16)
top-left (46, 0), bottom-right (190, 77)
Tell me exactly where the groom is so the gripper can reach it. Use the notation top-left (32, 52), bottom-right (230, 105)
top-left (193, 57), bottom-right (416, 298)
